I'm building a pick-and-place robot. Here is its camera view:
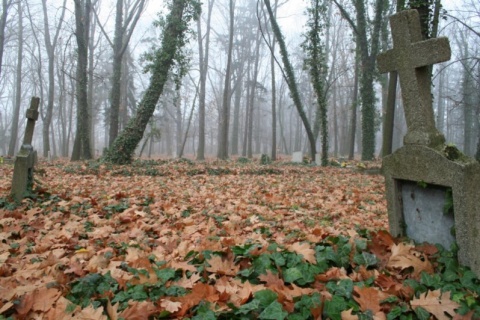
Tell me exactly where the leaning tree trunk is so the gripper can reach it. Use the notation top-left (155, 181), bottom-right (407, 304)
top-left (104, 0), bottom-right (198, 164)
top-left (263, 0), bottom-right (316, 160)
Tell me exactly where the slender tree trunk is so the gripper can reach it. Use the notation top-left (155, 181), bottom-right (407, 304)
top-left (348, 53), bottom-right (359, 160)
top-left (217, 0), bottom-right (234, 160)
top-left (104, 0), bottom-right (198, 164)
top-left (107, 0), bottom-right (146, 146)
top-left (0, 0), bottom-right (13, 81)
top-left (41, 0), bottom-right (67, 158)
top-left (196, 0), bottom-right (214, 160)
top-left (247, 30), bottom-right (261, 159)
top-left (436, 66), bottom-right (445, 133)
top-left (8, 0), bottom-right (22, 156)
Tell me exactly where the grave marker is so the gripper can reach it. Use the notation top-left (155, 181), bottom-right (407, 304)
top-left (378, 10), bottom-right (480, 277)
top-left (291, 151), bottom-right (303, 163)
top-left (11, 97), bottom-right (40, 202)
top-left (377, 9), bottom-right (449, 147)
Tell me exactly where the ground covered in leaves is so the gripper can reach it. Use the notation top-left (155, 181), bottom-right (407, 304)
top-left (0, 159), bottom-right (478, 319)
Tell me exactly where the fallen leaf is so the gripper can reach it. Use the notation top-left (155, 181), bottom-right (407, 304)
top-left (287, 242), bottom-right (316, 264)
top-left (410, 290), bottom-right (460, 320)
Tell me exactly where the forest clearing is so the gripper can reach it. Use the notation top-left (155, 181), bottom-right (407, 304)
top-left (0, 159), bottom-right (478, 319)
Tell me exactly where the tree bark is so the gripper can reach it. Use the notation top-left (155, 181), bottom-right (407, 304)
top-left (71, 0), bottom-right (92, 161)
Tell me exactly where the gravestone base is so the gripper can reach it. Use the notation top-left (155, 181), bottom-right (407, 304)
top-left (291, 151), bottom-right (303, 163)
top-left (383, 144), bottom-right (480, 277)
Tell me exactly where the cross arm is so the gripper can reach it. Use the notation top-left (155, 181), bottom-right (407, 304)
top-left (410, 37), bottom-right (451, 68)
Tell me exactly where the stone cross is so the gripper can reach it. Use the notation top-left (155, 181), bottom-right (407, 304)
top-left (11, 97), bottom-right (40, 202)
top-left (377, 9), bottom-right (451, 147)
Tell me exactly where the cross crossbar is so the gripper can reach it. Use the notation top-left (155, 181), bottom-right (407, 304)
top-left (377, 10), bottom-right (451, 147)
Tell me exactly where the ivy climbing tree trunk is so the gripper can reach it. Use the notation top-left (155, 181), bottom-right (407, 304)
top-left (333, 0), bottom-right (386, 160)
top-left (104, 0), bottom-right (200, 164)
top-left (263, 0), bottom-right (316, 161)
top-left (302, 0), bottom-right (329, 165)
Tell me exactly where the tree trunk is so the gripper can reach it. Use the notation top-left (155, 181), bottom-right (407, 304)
top-left (348, 53), bottom-right (359, 160)
top-left (8, 0), bottom-right (22, 156)
top-left (217, 0), bottom-right (234, 160)
top-left (104, 0), bottom-right (199, 164)
top-left (0, 0), bottom-right (13, 81)
top-left (196, 0), bottom-right (213, 160)
top-left (71, 0), bottom-right (92, 161)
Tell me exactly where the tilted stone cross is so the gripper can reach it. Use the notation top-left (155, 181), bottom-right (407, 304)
top-left (377, 9), bottom-right (451, 147)
top-left (11, 97), bottom-right (40, 201)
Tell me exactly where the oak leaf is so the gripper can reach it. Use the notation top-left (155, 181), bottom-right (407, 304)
top-left (387, 243), bottom-right (433, 277)
top-left (410, 290), bottom-right (459, 320)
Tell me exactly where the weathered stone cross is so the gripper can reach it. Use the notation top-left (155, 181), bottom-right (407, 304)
top-left (377, 9), bottom-right (451, 147)
top-left (11, 97), bottom-right (40, 201)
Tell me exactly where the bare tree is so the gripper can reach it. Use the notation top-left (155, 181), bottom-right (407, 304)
top-left (217, 0), bottom-right (234, 160)
top-left (7, 0), bottom-right (22, 156)
top-left (40, 0), bottom-right (67, 158)
top-left (95, 0), bottom-right (146, 147)
top-left (0, 0), bottom-right (13, 81)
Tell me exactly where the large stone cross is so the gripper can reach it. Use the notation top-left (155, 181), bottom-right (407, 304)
top-left (377, 9), bottom-right (451, 147)
top-left (11, 97), bottom-right (40, 201)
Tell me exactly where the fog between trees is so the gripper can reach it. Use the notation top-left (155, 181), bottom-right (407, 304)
top-left (0, 0), bottom-right (478, 162)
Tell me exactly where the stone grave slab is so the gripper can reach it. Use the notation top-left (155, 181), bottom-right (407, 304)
top-left (378, 10), bottom-right (480, 276)
top-left (401, 180), bottom-right (455, 249)
top-left (291, 151), bottom-right (303, 163)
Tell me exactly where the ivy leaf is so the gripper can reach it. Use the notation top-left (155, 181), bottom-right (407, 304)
top-left (258, 300), bottom-right (287, 320)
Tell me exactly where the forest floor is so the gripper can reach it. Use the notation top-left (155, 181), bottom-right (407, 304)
top-left (0, 158), bottom-right (477, 319)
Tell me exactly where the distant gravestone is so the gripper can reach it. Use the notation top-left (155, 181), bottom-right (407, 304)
top-left (291, 151), bottom-right (303, 163)
top-left (11, 97), bottom-right (40, 202)
top-left (315, 154), bottom-right (321, 166)
top-left (378, 10), bottom-right (480, 277)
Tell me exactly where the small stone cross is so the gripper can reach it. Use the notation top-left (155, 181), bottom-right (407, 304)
top-left (11, 97), bottom-right (40, 201)
top-left (377, 9), bottom-right (451, 147)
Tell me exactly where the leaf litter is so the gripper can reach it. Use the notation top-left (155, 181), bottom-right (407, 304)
top-left (0, 159), bottom-right (478, 319)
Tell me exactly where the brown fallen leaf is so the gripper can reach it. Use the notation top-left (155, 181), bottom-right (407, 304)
top-left (410, 290), bottom-right (460, 320)
top-left (353, 286), bottom-right (390, 314)
top-left (287, 242), bottom-right (316, 264)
